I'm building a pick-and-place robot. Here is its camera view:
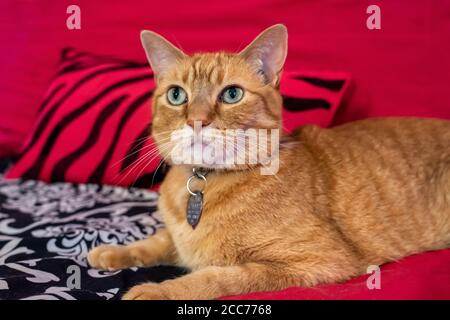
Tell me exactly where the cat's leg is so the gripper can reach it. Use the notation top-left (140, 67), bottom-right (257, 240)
top-left (87, 228), bottom-right (178, 271)
top-left (122, 263), bottom-right (293, 300)
top-left (431, 162), bottom-right (450, 245)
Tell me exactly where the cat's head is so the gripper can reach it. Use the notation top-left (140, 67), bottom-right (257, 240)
top-left (141, 24), bottom-right (287, 171)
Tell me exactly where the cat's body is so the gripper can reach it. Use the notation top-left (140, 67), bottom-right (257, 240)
top-left (87, 25), bottom-right (450, 299)
top-left (165, 117), bottom-right (450, 266)
top-left (158, 118), bottom-right (450, 283)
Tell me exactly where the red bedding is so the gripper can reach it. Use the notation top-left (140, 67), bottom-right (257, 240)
top-left (1, 0), bottom-right (449, 299)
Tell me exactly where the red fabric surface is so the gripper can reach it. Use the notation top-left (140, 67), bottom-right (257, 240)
top-left (0, 0), bottom-right (449, 299)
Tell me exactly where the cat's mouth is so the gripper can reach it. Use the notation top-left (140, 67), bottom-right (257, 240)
top-left (170, 138), bottom-right (237, 169)
top-left (165, 125), bottom-right (279, 172)
top-left (157, 132), bottom-right (278, 171)
top-left (189, 140), bottom-right (211, 151)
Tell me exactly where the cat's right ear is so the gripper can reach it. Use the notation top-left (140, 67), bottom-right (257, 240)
top-left (140, 30), bottom-right (186, 78)
top-left (239, 24), bottom-right (288, 86)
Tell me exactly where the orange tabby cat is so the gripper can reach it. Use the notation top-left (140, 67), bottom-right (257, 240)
top-left (87, 24), bottom-right (450, 300)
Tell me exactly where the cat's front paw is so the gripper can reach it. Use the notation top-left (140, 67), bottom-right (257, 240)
top-left (122, 283), bottom-right (169, 300)
top-left (87, 245), bottom-right (139, 271)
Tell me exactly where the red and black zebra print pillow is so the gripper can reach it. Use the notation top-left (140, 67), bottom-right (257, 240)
top-left (5, 48), bottom-right (349, 188)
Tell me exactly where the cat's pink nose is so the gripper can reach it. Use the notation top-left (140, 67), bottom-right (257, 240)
top-left (186, 117), bottom-right (212, 129)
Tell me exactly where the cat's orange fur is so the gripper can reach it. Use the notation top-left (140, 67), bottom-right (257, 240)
top-left (87, 25), bottom-right (450, 299)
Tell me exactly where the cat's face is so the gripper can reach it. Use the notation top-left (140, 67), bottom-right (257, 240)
top-left (141, 25), bottom-right (287, 170)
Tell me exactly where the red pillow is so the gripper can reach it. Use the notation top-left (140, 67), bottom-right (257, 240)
top-left (5, 49), bottom-right (349, 187)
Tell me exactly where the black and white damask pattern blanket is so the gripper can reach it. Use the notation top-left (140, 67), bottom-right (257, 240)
top-left (0, 172), bottom-right (185, 300)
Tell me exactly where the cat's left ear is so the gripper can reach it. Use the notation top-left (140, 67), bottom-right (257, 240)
top-left (239, 24), bottom-right (288, 85)
top-left (140, 30), bottom-right (186, 78)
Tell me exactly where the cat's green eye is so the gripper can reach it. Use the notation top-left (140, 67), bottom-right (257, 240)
top-left (167, 86), bottom-right (188, 106)
top-left (220, 86), bottom-right (244, 104)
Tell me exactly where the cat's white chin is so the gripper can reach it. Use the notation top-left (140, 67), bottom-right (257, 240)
top-left (169, 141), bottom-right (238, 168)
